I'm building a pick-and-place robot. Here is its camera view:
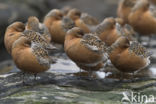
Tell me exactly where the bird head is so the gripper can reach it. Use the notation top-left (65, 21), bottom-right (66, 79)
top-left (66, 27), bottom-right (84, 38)
top-left (26, 16), bottom-right (40, 32)
top-left (45, 9), bottom-right (63, 20)
top-left (8, 22), bottom-right (25, 32)
top-left (67, 8), bottom-right (81, 20)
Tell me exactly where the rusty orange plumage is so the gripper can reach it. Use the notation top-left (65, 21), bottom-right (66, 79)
top-left (4, 22), bottom-right (25, 54)
top-left (128, 0), bottom-right (156, 35)
top-left (64, 27), bottom-right (108, 73)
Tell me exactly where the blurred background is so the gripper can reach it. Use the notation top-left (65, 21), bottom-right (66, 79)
top-left (0, 0), bottom-right (119, 62)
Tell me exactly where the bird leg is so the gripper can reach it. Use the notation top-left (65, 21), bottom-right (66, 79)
top-left (147, 35), bottom-right (152, 48)
top-left (120, 72), bottom-right (124, 82)
top-left (34, 73), bottom-right (37, 81)
top-left (131, 72), bottom-right (135, 82)
top-left (137, 34), bottom-right (142, 43)
top-left (79, 68), bottom-right (82, 76)
top-left (22, 72), bottom-right (25, 85)
top-left (88, 68), bottom-right (93, 78)
top-left (79, 68), bottom-right (82, 73)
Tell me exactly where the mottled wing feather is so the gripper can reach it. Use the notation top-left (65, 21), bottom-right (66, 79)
top-left (31, 44), bottom-right (51, 67)
top-left (23, 30), bottom-right (51, 49)
top-left (129, 41), bottom-right (152, 58)
top-left (81, 33), bottom-right (106, 53)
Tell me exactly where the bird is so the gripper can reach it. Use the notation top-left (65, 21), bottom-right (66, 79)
top-left (128, 0), bottom-right (156, 46)
top-left (11, 36), bottom-right (53, 83)
top-left (64, 27), bottom-right (108, 76)
top-left (4, 22), bottom-right (25, 54)
top-left (25, 16), bottom-right (51, 43)
top-left (117, 0), bottom-right (137, 23)
top-left (67, 8), bottom-right (90, 33)
top-left (128, 0), bottom-right (156, 35)
top-left (66, 8), bottom-right (99, 33)
top-left (44, 9), bottom-right (75, 44)
top-left (108, 36), bottom-right (152, 79)
top-left (95, 17), bottom-right (116, 46)
top-left (95, 17), bottom-right (135, 46)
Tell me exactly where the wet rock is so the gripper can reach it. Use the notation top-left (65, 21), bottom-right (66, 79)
top-left (0, 72), bottom-right (156, 104)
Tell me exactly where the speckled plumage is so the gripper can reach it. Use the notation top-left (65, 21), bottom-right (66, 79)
top-left (31, 43), bottom-right (51, 67)
top-left (81, 33), bottom-right (107, 53)
top-left (22, 30), bottom-right (54, 50)
top-left (129, 41), bottom-right (152, 58)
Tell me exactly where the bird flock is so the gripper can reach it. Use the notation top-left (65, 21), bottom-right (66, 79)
top-left (4, 0), bottom-right (155, 82)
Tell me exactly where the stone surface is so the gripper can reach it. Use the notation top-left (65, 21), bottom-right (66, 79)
top-left (0, 72), bottom-right (156, 104)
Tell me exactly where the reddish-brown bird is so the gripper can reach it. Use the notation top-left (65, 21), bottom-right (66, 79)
top-left (128, 0), bottom-right (156, 35)
top-left (117, 0), bottom-right (137, 23)
top-left (44, 9), bottom-right (75, 44)
top-left (12, 36), bottom-right (51, 73)
top-left (108, 36), bottom-right (151, 75)
top-left (95, 17), bottom-right (135, 46)
top-left (64, 27), bottom-right (108, 75)
top-left (67, 8), bottom-right (91, 33)
top-left (4, 22), bottom-right (25, 54)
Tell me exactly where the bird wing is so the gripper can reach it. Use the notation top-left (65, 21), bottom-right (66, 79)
top-left (80, 33), bottom-right (106, 53)
top-left (31, 43), bottom-right (53, 67)
top-left (22, 30), bottom-right (54, 50)
top-left (129, 41), bottom-right (152, 58)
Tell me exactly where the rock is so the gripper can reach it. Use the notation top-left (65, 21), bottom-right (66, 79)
top-left (0, 72), bottom-right (156, 104)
